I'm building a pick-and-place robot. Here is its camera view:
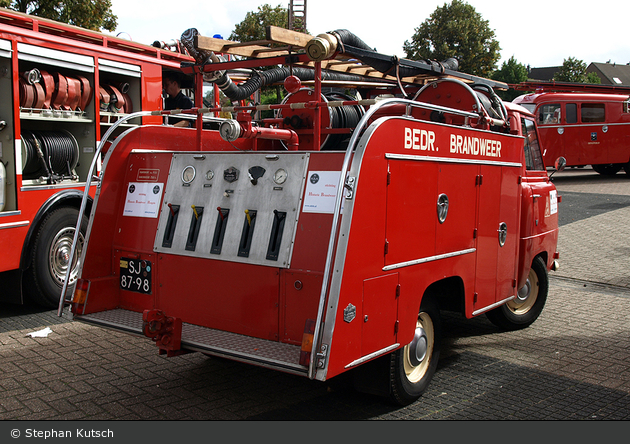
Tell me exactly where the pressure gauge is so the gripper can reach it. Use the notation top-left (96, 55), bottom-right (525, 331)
top-left (181, 165), bottom-right (196, 184)
top-left (205, 169), bottom-right (214, 180)
top-left (273, 168), bottom-right (288, 184)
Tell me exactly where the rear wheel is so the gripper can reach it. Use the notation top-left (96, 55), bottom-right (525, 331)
top-left (389, 298), bottom-right (441, 405)
top-left (24, 207), bottom-right (87, 308)
top-left (592, 163), bottom-right (622, 176)
top-left (486, 256), bottom-right (548, 330)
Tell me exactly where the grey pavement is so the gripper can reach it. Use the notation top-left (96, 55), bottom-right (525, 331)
top-left (1, 166), bottom-right (630, 420)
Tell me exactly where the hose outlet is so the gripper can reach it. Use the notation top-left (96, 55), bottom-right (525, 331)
top-left (306, 33), bottom-right (337, 61)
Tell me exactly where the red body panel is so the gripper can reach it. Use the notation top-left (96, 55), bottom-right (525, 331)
top-left (322, 117), bottom-right (525, 377)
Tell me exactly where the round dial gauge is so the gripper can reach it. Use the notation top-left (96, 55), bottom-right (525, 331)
top-left (205, 169), bottom-right (214, 180)
top-left (181, 165), bottom-right (196, 184)
top-left (273, 168), bottom-right (288, 184)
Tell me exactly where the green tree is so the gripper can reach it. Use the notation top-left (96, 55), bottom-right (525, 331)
top-left (491, 56), bottom-right (529, 101)
top-left (554, 57), bottom-right (601, 84)
top-left (0, 0), bottom-right (117, 31)
top-left (403, 0), bottom-right (501, 78)
top-left (229, 4), bottom-right (290, 43)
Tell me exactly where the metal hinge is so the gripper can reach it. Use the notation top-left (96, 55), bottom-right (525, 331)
top-left (316, 344), bottom-right (328, 369)
top-left (384, 239), bottom-right (389, 255)
top-left (344, 176), bottom-right (356, 199)
top-left (396, 284), bottom-right (401, 298)
top-left (476, 175), bottom-right (483, 186)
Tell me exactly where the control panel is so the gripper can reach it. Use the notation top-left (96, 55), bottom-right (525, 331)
top-left (154, 152), bottom-right (310, 267)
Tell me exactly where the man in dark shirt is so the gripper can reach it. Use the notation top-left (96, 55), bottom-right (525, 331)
top-left (163, 72), bottom-right (193, 127)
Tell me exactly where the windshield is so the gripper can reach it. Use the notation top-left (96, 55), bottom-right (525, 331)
top-left (522, 117), bottom-right (545, 170)
top-left (520, 103), bottom-right (536, 113)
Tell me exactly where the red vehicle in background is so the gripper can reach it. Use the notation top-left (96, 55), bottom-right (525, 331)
top-left (512, 81), bottom-right (630, 175)
top-left (0, 8), bottom-right (193, 307)
top-left (64, 26), bottom-right (562, 405)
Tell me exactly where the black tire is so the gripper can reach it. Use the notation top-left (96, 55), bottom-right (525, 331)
top-left (24, 207), bottom-right (88, 308)
top-left (389, 297), bottom-right (441, 406)
top-left (486, 256), bottom-right (548, 331)
top-left (592, 163), bottom-right (622, 176)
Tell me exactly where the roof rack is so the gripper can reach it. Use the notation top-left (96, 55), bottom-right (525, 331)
top-left (190, 26), bottom-right (508, 90)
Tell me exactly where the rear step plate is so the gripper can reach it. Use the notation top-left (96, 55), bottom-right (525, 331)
top-left (76, 309), bottom-right (307, 375)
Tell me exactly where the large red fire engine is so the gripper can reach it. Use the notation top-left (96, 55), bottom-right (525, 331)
top-left (64, 27), bottom-right (561, 404)
top-left (0, 8), bottom-right (193, 307)
top-left (512, 81), bottom-right (630, 175)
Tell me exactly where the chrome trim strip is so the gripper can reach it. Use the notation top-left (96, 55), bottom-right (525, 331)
top-left (385, 153), bottom-right (522, 168)
top-left (21, 183), bottom-right (89, 192)
top-left (0, 220), bottom-right (29, 230)
top-left (344, 343), bottom-right (400, 369)
top-left (0, 210), bottom-right (21, 218)
top-left (383, 248), bottom-right (476, 271)
top-left (472, 294), bottom-right (516, 316)
top-left (540, 122), bottom-right (630, 129)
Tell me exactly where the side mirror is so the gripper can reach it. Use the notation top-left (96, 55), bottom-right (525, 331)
top-left (554, 156), bottom-right (566, 172)
top-left (549, 156), bottom-right (566, 181)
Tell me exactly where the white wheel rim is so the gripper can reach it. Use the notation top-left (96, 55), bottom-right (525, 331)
top-left (507, 267), bottom-right (539, 315)
top-left (403, 312), bottom-right (434, 383)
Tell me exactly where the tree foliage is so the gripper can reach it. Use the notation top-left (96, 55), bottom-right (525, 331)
top-left (403, 0), bottom-right (501, 78)
top-left (491, 56), bottom-right (529, 101)
top-left (554, 57), bottom-right (601, 84)
top-left (229, 4), bottom-right (290, 43)
top-left (0, 0), bottom-right (117, 32)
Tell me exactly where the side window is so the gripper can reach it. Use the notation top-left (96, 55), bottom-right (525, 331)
top-left (538, 104), bottom-right (561, 124)
top-left (566, 103), bottom-right (578, 123)
top-left (581, 103), bottom-right (605, 122)
top-left (522, 118), bottom-right (545, 171)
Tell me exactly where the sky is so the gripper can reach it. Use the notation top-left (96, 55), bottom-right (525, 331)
top-left (108, 0), bottom-right (630, 70)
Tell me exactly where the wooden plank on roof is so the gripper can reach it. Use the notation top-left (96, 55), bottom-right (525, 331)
top-left (265, 26), bottom-right (312, 47)
top-left (196, 35), bottom-right (288, 58)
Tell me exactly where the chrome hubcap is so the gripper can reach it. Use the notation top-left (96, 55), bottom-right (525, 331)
top-left (517, 277), bottom-right (531, 302)
top-left (409, 326), bottom-right (428, 366)
top-left (49, 227), bottom-right (84, 286)
top-left (403, 312), bottom-right (434, 383)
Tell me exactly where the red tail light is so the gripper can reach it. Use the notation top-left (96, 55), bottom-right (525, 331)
top-left (71, 278), bottom-right (90, 315)
top-left (299, 319), bottom-right (316, 366)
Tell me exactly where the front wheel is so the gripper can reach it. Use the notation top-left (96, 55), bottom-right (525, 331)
top-left (24, 207), bottom-right (87, 308)
top-left (486, 256), bottom-right (548, 330)
top-left (389, 298), bottom-right (441, 405)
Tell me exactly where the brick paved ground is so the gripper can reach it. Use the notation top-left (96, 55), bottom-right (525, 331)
top-left (1, 167), bottom-right (630, 421)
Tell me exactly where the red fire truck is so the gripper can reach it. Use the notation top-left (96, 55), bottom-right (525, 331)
top-left (0, 8), bottom-right (193, 307)
top-left (512, 81), bottom-right (630, 175)
top-left (65, 27), bottom-right (561, 404)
